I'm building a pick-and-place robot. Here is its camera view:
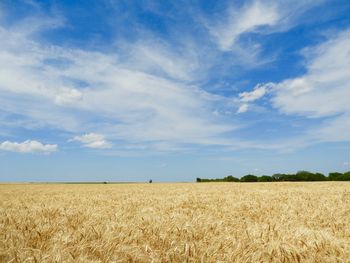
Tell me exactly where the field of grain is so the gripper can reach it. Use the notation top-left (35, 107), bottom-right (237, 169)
top-left (1, 182), bottom-right (350, 262)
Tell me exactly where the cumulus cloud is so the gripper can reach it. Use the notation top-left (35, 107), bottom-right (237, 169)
top-left (0, 140), bottom-right (57, 153)
top-left (72, 133), bottom-right (112, 149)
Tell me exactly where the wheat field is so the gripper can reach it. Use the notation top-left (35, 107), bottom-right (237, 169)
top-left (1, 182), bottom-right (349, 263)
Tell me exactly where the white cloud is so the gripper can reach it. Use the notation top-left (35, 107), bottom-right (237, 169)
top-left (272, 29), bottom-right (350, 117)
top-left (270, 29), bottom-right (350, 143)
top-left (209, 1), bottom-right (279, 51)
top-left (0, 14), bottom-right (236, 151)
top-left (123, 42), bottom-right (198, 81)
top-left (228, 28), bottom-right (350, 148)
top-left (236, 83), bottom-right (273, 113)
top-left (0, 140), bottom-right (57, 153)
top-left (237, 104), bottom-right (249, 114)
top-left (206, 0), bottom-right (325, 58)
top-left (55, 88), bottom-right (83, 106)
top-left (72, 133), bottom-right (112, 149)
top-left (239, 83), bottom-right (270, 103)
top-left (0, 2), bottom-right (336, 153)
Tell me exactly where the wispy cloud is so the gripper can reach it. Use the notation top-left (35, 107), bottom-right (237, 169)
top-left (208, 1), bottom-right (279, 51)
top-left (205, 0), bottom-right (326, 71)
top-left (269, 29), bottom-right (350, 143)
top-left (0, 12), bottom-right (236, 151)
top-left (272, 29), bottom-right (350, 118)
top-left (234, 28), bottom-right (350, 148)
top-left (121, 41), bottom-right (199, 82)
top-left (0, 1), bottom-right (346, 155)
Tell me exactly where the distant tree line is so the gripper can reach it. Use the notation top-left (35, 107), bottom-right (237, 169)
top-left (196, 171), bottom-right (350, 182)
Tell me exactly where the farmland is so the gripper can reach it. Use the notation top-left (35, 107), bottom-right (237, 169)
top-left (1, 182), bottom-right (350, 262)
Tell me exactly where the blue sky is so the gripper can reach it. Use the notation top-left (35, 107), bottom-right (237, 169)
top-left (1, 0), bottom-right (350, 182)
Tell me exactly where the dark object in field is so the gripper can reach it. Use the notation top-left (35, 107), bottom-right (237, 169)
top-left (103, 181), bottom-right (107, 184)
top-left (149, 179), bottom-right (152, 183)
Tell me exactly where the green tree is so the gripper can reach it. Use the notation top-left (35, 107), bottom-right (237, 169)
top-left (295, 171), bottom-right (326, 181)
top-left (224, 175), bottom-right (240, 182)
top-left (329, 172), bottom-right (343, 181)
top-left (337, 171), bottom-right (350, 181)
top-left (240, 174), bottom-right (258, 182)
top-left (272, 173), bottom-right (285, 181)
top-left (313, 173), bottom-right (327, 181)
top-left (258, 175), bottom-right (274, 182)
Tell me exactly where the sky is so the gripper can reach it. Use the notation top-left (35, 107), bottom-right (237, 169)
top-left (1, 0), bottom-right (350, 182)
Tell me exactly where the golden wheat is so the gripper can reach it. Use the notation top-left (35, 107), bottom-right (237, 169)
top-left (1, 182), bottom-right (349, 262)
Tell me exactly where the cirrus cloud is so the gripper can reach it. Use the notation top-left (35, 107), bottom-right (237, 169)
top-left (208, 1), bottom-right (279, 51)
top-left (0, 13), bottom-right (236, 151)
